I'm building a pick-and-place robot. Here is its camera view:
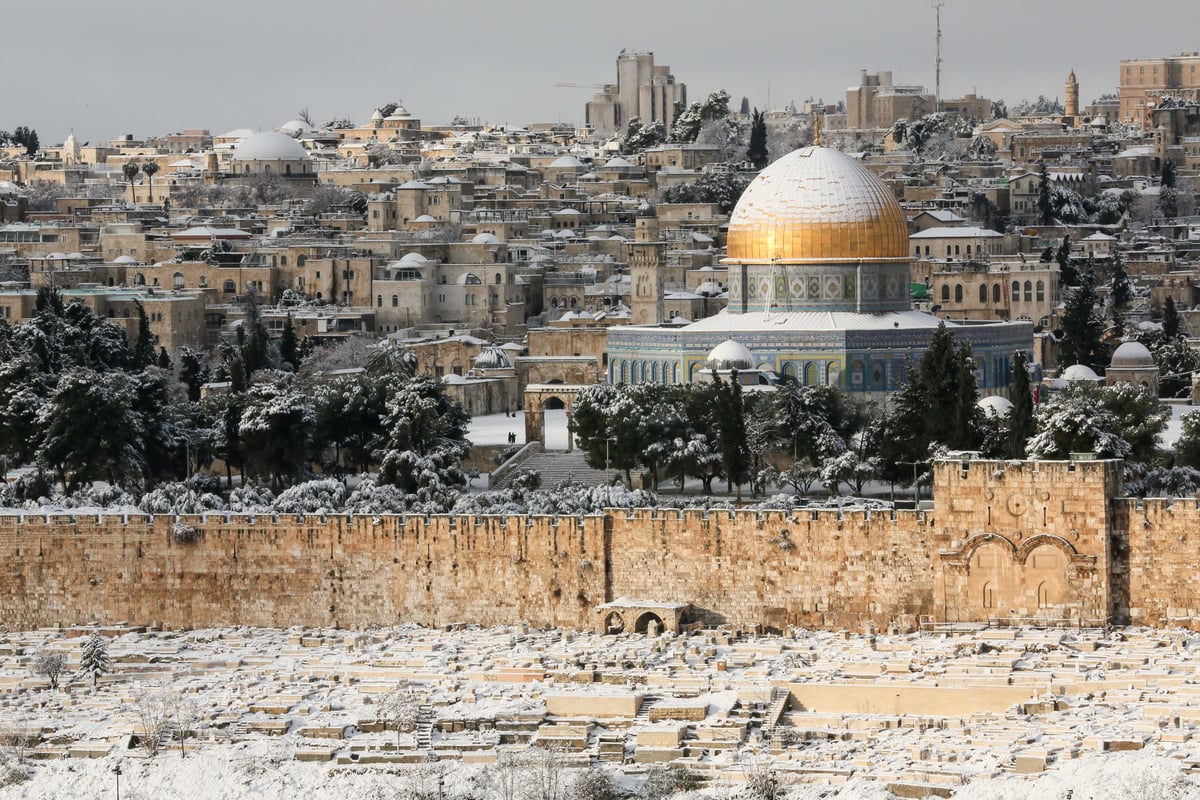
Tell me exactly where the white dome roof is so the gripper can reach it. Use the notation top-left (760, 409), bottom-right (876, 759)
top-left (1110, 341), bottom-right (1155, 368)
top-left (399, 252), bottom-right (428, 265)
top-left (977, 395), bottom-right (1015, 418)
top-left (474, 347), bottom-right (513, 370)
top-left (1061, 364), bottom-right (1101, 382)
top-left (232, 131), bottom-right (310, 161)
top-left (471, 232), bottom-right (500, 245)
top-left (706, 339), bottom-right (755, 371)
top-left (112, 255), bottom-right (137, 264)
top-left (413, 214), bottom-right (438, 223)
top-left (549, 155), bottom-right (586, 168)
top-left (278, 119), bottom-right (310, 134)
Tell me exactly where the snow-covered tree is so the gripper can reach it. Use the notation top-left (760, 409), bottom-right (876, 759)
top-left (1026, 383), bottom-right (1166, 462)
top-left (620, 117), bottom-right (666, 153)
top-left (377, 683), bottom-right (420, 750)
top-left (32, 649), bottom-right (66, 690)
top-left (78, 633), bottom-right (110, 687)
top-left (271, 478), bottom-right (348, 514)
top-left (238, 379), bottom-right (317, 490)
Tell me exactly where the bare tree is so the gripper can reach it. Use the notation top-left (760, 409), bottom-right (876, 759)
top-left (378, 683), bottom-right (420, 750)
top-left (524, 747), bottom-right (567, 800)
top-left (400, 761), bottom-right (445, 800)
top-left (297, 107), bottom-right (315, 128)
top-left (32, 649), bottom-right (67, 690)
top-left (134, 689), bottom-right (173, 757)
top-left (485, 750), bottom-right (529, 800)
top-left (171, 695), bottom-right (201, 758)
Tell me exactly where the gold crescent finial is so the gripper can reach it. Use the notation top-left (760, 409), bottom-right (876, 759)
top-left (813, 115), bottom-right (821, 147)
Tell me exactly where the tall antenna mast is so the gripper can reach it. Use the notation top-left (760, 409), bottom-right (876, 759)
top-left (932, 0), bottom-right (944, 109)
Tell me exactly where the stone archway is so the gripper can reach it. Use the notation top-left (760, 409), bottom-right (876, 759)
top-left (523, 384), bottom-right (586, 452)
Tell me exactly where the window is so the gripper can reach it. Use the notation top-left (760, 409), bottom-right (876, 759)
top-left (224, 280), bottom-right (236, 293)
top-left (1012, 281), bottom-right (1020, 301)
top-left (979, 284), bottom-right (988, 304)
top-left (392, 295), bottom-right (398, 307)
top-left (1024, 280), bottom-right (1033, 302)
top-left (941, 284), bottom-right (950, 301)
top-left (495, 272), bottom-right (502, 284)
top-left (954, 284), bottom-right (963, 303)
top-left (377, 294), bottom-right (383, 307)
top-left (173, 272), bottom-right (184, 288)
top-left (992, 283), bottom-right (1000, 303)
top-left (1036, 280), bottom-right (1045, 302)
top-left (297, 255), bottom-right (306, 267)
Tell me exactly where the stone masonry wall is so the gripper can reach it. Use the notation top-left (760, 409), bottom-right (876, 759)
top-left (0, 458), bottom-right (1179, 633)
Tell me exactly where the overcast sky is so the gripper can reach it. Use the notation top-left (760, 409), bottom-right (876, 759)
top-left (9, 0), bottom-right (1199, 144)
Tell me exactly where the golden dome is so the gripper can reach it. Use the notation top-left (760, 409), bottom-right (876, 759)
top-left (726, 147), bottom-right (910, 263)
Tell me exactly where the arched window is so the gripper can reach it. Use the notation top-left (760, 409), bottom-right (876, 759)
top-left (495, 272), bottom-right (502, 284)
top-left (954, 284), bottom-right (963, 303)
top-left (173, 272), bottom-right (184, 288)
top-left (941, 284), bottom-right (950, 301)
top-left (1036, 280), bottom-right (1045, 302)
top-left (377, 295), bottom-right (383, 307)
top-left (392, 295), bottom-right (399, 307)
top-left (224, 280), bottom-right (236, 294)
top-left (966, 245), bottom-right (972, 256)
top-left (983, 581), bottom-right (996, 609)
top-left (979, 284), bottom-right (988, 304)
top-left (1012, 281), bottom-right (1020, 301)
top-left (992, 283), bottom-right (1001, 303)
top-left (1024, 280), bottom-right (1033, 302)
top-left (135, 273), bottom-right (145, 286)
top-left (297, 255), bottom-right (307, 267)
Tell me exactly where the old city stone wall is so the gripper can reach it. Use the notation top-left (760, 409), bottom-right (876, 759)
top-left (4, 459), bottom-right (1198, 632)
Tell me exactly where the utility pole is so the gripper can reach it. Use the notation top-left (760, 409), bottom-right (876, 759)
top-left (933, 0), bottom-right (945, 110)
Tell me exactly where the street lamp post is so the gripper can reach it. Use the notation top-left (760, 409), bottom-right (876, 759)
top-left (113, 763), bottom-right (122, 800)
top-left (604, 436), bottom-right (618, 471)
top-left (897, 460), bottom-right (929, 507)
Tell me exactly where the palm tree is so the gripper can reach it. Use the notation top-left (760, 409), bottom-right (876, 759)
top-left (121, 161), bottom-right (140, 202)
top-left (141, 161), bottom-right (159, 203)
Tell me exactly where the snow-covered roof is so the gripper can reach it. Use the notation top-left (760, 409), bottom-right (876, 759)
top-left (1110, 341), bottom-right (1154, 368)
top-left (706, 339), bottom-right (755, 370)
top-left (977, 395), bottom-right (1014, 418)
top-left (471, 232), bottom-right (501, 245)
top-left (549, 155), bottom-right (586, 168)
top-left (673, 309), bottom-right (978, 334)
top-left (910, 226), bottom-right (1003, 239)
top-left (413, 214), bottom-right (438, 223)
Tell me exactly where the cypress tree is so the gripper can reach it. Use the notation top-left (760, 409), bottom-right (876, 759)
top-left (280, 314), bottom-right (299, 371)
top-left (1008, 351), bottom-right (1035, 458)
top-left (157, 346), bottom-right (172, 370)
top-left (132, 301), bottom-right (155, 369)
top-left (746, 109), bottom-right (769, 169)
top-left (1164, 296), bottom-right (1181, 339)
top-left (1037, 161), bottom-right (1054, 224)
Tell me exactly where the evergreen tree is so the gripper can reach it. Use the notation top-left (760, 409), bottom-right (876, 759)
top-left (1037, 162), bottom-right (1054, 224)
top-left (240, 290), bottom-right (271, 376)
top-left (157, 347), bottom-right (172, 370)
top-left (1055, 236), bottom-right (1079, 287)
top-left (79, 633), bottom-right (111, 687)
top-left (279, 314), bottom-right (299, 371)
top-left (179, 347), bottom-right (208, 403)
top-left (746, 109), bottom-right (769, 169)
top-left (1109, 251), bottom-right (1132, 309)
top-left (739, 96), bottom-right (751, 115)
top-left (1008, 351), bottom-right (1035, 458)
top-left (716, 372), bottom-right (751, 498)
top-left (1058, 274), bottom-right (1104, 367)
top-left (132, 301), bottom-right (155, 369)
top-left (950, 342), bottom-right (982, 451)
top-left (1163, 296), bottom-right (1181, 340)
top-left (1163, 157), bottom-right (1177, 189)
top-left (24, 129), bottom-right (39, 156)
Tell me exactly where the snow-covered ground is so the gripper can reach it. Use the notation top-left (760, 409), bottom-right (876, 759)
top-left (467, 411), bottom-right (572, 450)
top-left (4, 625), bottom-right (1200, 799)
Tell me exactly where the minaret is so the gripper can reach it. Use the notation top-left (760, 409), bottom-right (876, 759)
top-left (1065, 70), bottom-right (1079, 121)
top-left (628, 209), bottom-right (665, 325)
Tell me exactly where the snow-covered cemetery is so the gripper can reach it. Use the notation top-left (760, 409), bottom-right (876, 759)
top-left (11, 5), bottom-right (1200, 795)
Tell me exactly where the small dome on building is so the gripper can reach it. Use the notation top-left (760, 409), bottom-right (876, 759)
top-left (413, 214), bottom-right (438, 223)
top-left (1110, 341), bottom-right (1155, 369)
top-left (471, 232), bottom-right (501, 245)
top-left (474, 347), bottom-right (512, 370)
top-left (399, 252), bottom-right (428, 265)
top-left (977, 395), bottom-right (1015, 418)
top-left (232, 131), bottom-right (310, 161)
top-left (549, 155), bottom-right (586, 169)
top-left (706, 339), bottom-right (755, 371)
top-left (1061, 363), bottom-right (1101, 382)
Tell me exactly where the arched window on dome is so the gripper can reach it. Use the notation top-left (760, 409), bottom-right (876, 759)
top-left (954, 284), bottom-right (963, 303)
top-left (941, 284), bottom-right (950, 302)
top-left (993, 283), bottom-right (1001, 304)
top-left (979, 284), bottom-right (988, 304)
top-left (1012, 281), bottom-right (1020, 301)
top-left (1024, 281), bottom-right (1033, 302)
top-left (1036, 281), bottom-right (1045, 302)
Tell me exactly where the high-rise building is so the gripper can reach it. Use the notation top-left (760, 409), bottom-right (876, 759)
top-left (1119, 52), bottom-right (1200, 128)
top-left (586, 51), bottom-right (687, 136)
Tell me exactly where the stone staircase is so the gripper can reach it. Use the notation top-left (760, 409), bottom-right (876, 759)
top-left (492, 449), bottom-right (616, 490)
top-left (764, 687), bottom-right (792, 751)
top-left (415, 704), bottom-right (434, 752)
top-left (633, 695), bottom-right (660, 724)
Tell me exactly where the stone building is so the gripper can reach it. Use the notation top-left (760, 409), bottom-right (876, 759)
top-left (1106, 341), bottom-right (1159, 394)
top-left (607, 146), bottom-right (1032, 399)
top-left (585, 51), bottom-right (686, 136)
top-left (1119, 52), bottom-right (1200, 128)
